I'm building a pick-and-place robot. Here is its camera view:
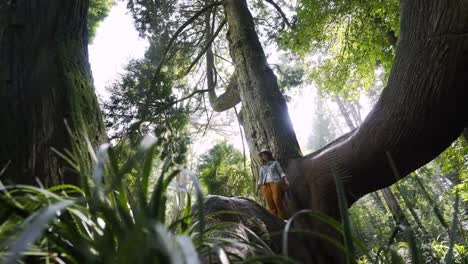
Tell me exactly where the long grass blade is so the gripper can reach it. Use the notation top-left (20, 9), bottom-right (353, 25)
top-left (92, 143), bottom-right (111, 185)
top-left (3, 199), bottom-right (75, 264)
top-left (176, 235), bottom-right (200, 264)
top-left (333, 169), bottom-right (354, 263)
top-left (183, 169), bottom-right (205, 246)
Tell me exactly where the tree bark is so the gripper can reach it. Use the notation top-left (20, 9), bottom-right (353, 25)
top-left (371, 192), bottom-right (388, 214)
top-left (223, 0), bottom-right (302, 171)
top-left (207, 74), bottom-right (241, 112)
top-left (201, 195), bottom-right (315, 263)
top-left (0, 0), bottom-right (105, 186)
top-left (413, 174), bottom-right (449, 229)
top-left (336, 97), bottom-right (413, 230)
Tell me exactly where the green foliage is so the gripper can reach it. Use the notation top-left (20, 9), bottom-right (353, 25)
top-left (88, 0), bottom-right (114, 43)
top-left (104, 42), bottom-right (190, 166)
top-left (126, 0), bottom-right (212, 77)
top-left (104, 1), bottom-right (203, 166)
top-left (126, 0), bottom-right (179, 37)
top-left (285, 0), bottom-right (399, 99)
top-left (436, 138), bottom-right (468, 201)
top-left (198, 143), bottom-right (253, 197)
top-left (1, 139), bottom-right (465, 263)
top-left (349, 138), bottom-right (468, 263)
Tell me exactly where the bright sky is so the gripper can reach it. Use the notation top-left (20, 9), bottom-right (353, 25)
top-left (89, 2), bottom-right (148, 97)
top-left (88, 2), bottom-right (335, 159)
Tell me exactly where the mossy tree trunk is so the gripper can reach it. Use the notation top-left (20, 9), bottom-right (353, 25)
top-left (0, 0), bottom-right (104, 186)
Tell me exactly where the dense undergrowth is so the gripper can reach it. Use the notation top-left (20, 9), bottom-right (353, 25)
top-left (0, 136), bottom-right (466, 263)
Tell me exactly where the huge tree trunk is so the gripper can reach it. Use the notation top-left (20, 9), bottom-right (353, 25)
top-left (223, 0), bottom-right (302, 172)
top-left (0, 0), bottom-right (104, 186)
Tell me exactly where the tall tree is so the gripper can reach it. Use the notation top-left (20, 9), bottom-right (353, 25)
top-left (219, 0), bottom-right (303, 182)
top-left (0, 0), bottom-right (105, 186)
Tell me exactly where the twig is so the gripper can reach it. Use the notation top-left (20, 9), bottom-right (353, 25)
top-left (184, 20), bottom-right (227, 75)
top-left (153, 1), bottom-right (223, 78)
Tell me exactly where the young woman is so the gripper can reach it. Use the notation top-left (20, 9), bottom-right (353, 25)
top-left (256, 149), bottom-right (289, 219)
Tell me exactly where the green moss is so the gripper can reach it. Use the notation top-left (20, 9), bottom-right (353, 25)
top-left (56, 37), bottom-right (106, 173)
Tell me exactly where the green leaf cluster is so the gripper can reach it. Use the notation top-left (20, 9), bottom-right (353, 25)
top-left (198, 143), bottom-right (253, 197)
top-left (104, 40), bottom-right (190, 166)
top-left (285, 0), bottom-right (399, 99)
top-left (88, 0), bottom-right (114, 43)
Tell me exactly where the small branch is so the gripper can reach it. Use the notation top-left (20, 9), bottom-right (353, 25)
top-left (184, 20), bottom-right (227, 76)
top-left (176, 89), bottom-right (211, 106)
top-left (157, 89), bottom-right (211, 113)
top-left (213, 53), bottom-right (233, 65)
top-left (265, 0), bottom-right (292, 28)
top-left (153, 1), bottom-right (223, 78)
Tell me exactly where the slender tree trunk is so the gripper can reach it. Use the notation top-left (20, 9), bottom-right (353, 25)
top-left (335, 96), bottom-right (356, 130)
top-left (371, 192), bottom-right (388, 214)
top-left (413, 174), bottom-right (449, 229)
top-left (380, 188), bottom-right (411, 229)
top-left (395, 184), bottom-right (431, 238)
top-left (223, 0), bottom-right (302, 171)
top-left (0, 0), bottom-right (104, 186)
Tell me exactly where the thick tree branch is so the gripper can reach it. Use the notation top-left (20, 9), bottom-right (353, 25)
top-left (205, 6), bottom-right (241, 112)
top-left (208, 73), bottom-right (241, 112)
top-left (286, 1), bottom-right (468, 219)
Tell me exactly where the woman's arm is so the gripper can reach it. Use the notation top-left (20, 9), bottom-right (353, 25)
top-left (274, 161), bottom-right (286, 178)
top-left (257, 166), bottom-right (264, 186)
top-left (275, 161), bottom-right (289, 186)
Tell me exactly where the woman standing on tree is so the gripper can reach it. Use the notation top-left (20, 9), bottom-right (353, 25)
top-left (257, 149), bottom-right (289, 219)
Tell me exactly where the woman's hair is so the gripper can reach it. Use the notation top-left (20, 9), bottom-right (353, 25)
top-left (260, 152), bottom-right (274, 165)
